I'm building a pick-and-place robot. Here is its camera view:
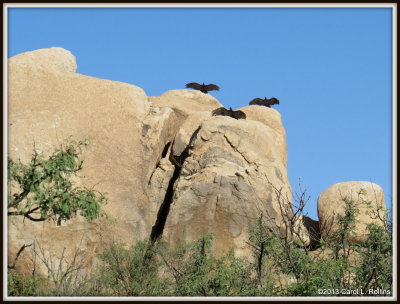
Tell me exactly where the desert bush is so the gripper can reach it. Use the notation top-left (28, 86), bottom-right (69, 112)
top-left (354, 223), bottom-right (392, 293)
top-left (7, 138), bottom-right (109, 296)
top-left (159, 234), bottom-right (257, 296)
top-left (95, 240), bottom-right (172, 296)
top-left (8, 138), bottom-right (108, 225)
top-left (8, 166), bottom-right (392, 297)
top-left (8, 270), bottom-right (48, 296)
top-left (247, 188), bottom-right (392, 297)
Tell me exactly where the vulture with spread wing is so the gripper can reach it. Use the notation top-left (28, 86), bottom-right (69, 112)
top-left (249, 97), bottom-right (280, 108)
top-left (185, 82), bottom-right (220, 94)
top-left (212, 107), bottom-right (246, 120)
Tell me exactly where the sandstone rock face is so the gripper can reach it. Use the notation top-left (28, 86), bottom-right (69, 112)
top-left (8, 47), bottom-right (179, 275)
top-left (147, 156), bottom-right (175, 221)
top-left (162, 113), bottom-right (301, 257)
top-left (9, 47), bottom-right (77, 73)
top-left (317, 181), bottom-right (386, 243)
top-left (8, 47), bottom-right (314, 275)
top-left (149, 90), bottom-right (222, 117)
top-left (240, 105), bottom-right (288, 166)
top-left (171, 111), bottom-right (212, 156)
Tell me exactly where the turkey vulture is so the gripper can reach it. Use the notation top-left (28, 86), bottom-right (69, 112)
top-left (185, 82), bottom-right (220, 94)
top-left (212, 107), bottom-right (246, 120)
top-left (249, 97), bottom-right (280, 108)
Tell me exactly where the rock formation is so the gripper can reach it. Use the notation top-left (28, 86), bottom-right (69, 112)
top-left (8, 47), bottom-right (175, 275)
top-left (7, 47), bottom-right (386, 276)
top-left (317, 181), bottom-right (386, 243)
top-left (162, 114), bottom-right (295, 256)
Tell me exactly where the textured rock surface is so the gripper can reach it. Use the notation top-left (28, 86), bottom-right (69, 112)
top-left (317, 181), bottom-right (386, 243)
top-left (240, 105), bottom-right (288, 166)
top-left (171, 111), bottom-right (212, 156)
top-left (149, 89), bottom-right (222, 117)
top-left (8, 215), bottom-right (101, 277)
top-left (162, 115), bottom-right (301, 257)
top-left (7, 47), bottom-right (178, 274)
top-left (147, 156), bottom-right (175, 221)
top-left (8, 47), bottom-right (331, 275)
top-left (9, 47), bottom-right (77, 73)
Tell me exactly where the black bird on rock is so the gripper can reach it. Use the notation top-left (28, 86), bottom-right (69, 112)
top-left (249, 97), bottom-right (280, 108)
top-left (212, 107), bottom-right (246, 120)
top-left (185, 82), bottom-right (220, 94)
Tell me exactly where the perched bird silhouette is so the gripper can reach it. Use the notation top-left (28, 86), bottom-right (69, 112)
top-left (249, 97), bottom-right (280, 108)
top-left (212, 107), bottom-right (246, 120)
top-left (185, 82), bottom-right (220, 94)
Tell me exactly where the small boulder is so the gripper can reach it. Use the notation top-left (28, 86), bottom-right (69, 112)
top-left (318, 181), bottom-right (386, 243)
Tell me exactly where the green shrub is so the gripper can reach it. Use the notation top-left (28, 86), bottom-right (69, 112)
top-left (95, 241), bottom-right (172, 296)
top-left (354, 223), bottom-right (392, 293)
top-left (8, 170), bottom-right (392, 297)
top-left (160, 235), bottom-right (256, 296)
top-left (8, 270), bottom-right (48, 296)
top-left (8, 138), bottom-right (108, 225)
top-left (247, 193), bottom-right (392, 297)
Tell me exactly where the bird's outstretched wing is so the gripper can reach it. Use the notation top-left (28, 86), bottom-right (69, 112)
top-left (205, 84), bottom-right (220, 92)
top-left (186, 82), bottom-right (219, 93)
top-left (231, 110), bottom-right (246, 119)
top-left (266, 97), bottom-right (280, 107)
top-left (185, 82), bottom-right (202, 90)
top-left (212, 107), bottom-right (229, 116)
top-left (212, 107), bottom-right (246, 120)
top-left (249, 98), bottom-right (265, 106)
top-left (249, 97), bottom-right (280, 107)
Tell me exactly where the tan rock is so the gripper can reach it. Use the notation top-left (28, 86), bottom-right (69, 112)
top-left (8, 47), bottom-right (312, 276)
top-left (309, 247), bottom-right (361, 268)
top-left (149, 89), bottom-right (222, 117)
top-left (317, 181), bottom-right (386, 243)
top-left (9, 47), bottom-right (77, 73)
top-left (8, 215), bottom-right (102, 277)
top-left (7, 47), bottom-right (177, 275)
top-left (163, 116), bottom-right (302, 257)
top-left (147, 157), bottom-right (175, 221)
top-left (240, 105), bottom-right (287, 166)
top-left (171, 111), bottom-right (212, 156)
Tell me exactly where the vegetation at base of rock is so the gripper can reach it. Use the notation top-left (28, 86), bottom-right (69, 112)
top-left (7, 139), bottom-right (110, 273)
top-left (95, 241), bottom-right (172, 296)
top-left (8, 138), bottom-right (108, 225)
top-left (8, 270), bottom-right (46, 296)
top-left (155, 235), bottom-right (257, 296)
top-left (8, 197), bottom-right (392, 297)
top-left (354, 223), bottom-right (392, 291)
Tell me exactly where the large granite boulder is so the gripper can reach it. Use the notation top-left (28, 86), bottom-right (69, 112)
top-left (8, 47), bottom-right (312, 276)
top-left (317, 181), bottom-right (386, 243)
top-left (162, 110), bottom-right (309, 257)
top-left (8, 47), bottom-right (178, 275)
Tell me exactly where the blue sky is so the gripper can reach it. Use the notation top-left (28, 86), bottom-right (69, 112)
top-left (7, 6), bottom-right (393, 220)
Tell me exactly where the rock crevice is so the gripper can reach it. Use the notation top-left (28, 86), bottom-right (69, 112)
top-left (149, 128), bottom-right (200, 243)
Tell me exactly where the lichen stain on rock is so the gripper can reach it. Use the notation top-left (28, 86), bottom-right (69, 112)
top-left (142, 124), bottom-right (151, 136)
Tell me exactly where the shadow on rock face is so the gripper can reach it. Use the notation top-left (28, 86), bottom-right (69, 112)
top-left (302, 216), bottom-right (321, 250)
